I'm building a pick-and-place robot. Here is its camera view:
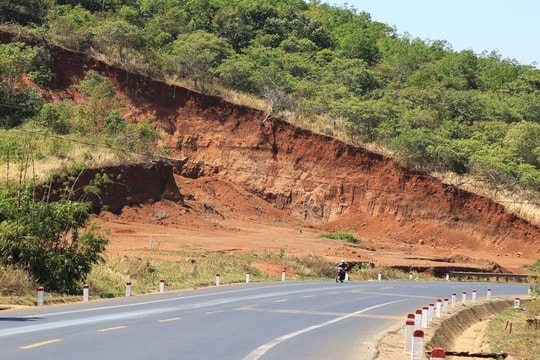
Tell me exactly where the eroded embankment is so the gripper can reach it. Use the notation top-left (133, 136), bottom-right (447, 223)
top-left (17, 38), bottom-right (540, 258)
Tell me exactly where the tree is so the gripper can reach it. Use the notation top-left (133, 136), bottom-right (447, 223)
top-left (167, 30), bottom-right (234, 89)
top-left (0, 0), bottom-right (51, 25)
top-left (72, 70), bottom-right (121, 132)
top-left (504, 121), bottom-right (540, 167)
top-left (93, 19), bottom-right (143, 63)
top-left (0, 181), bottom-right (108, 293)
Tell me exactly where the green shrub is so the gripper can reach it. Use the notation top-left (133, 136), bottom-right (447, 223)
top-left (319, 231), bottom-right (361, 244)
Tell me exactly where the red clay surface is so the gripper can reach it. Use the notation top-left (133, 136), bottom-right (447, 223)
top-left (27, 41), bottom-right (540, 277)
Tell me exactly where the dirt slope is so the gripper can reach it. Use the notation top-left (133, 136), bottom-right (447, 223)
top-left (29, 43), bottom-right (540, 274)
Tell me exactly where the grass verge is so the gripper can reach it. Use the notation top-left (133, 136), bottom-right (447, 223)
top-left (486, 298), bottom-right (540, 358)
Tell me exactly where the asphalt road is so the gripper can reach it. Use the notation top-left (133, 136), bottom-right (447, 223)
top-left (0, 281), bottom-right (529, 360)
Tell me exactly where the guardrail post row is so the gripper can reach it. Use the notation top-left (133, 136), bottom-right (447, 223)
top-left (83, 284), bottom-right (89, 302)
top-left (451, 292), bottom-right (456, 307)
top-left (461, 291), bottom-right (467, 305)
top-left (414, 309), bottom-right (422, 328)
top-left (37, 286), bottom-right (44, 307)
top-left (159, 279), bottom-right (165, 293)
top-left (405, 318), bottom-right (415, 352)
top-left (472, 289), bottom-right (477, 303)
top-left (435, 299), bottom-right (442, 318)
top-left (410, 329), bottom-right (424, 360)
top-left (245, 272), bottom-right (250, 283)
top-left (215, 274), bottom-right (220, 286)
top-left (487, 288), bottom-right (492, 301)
top-left (281, 269), bottom-right (286, 281)
top-left (125, 281), bottom-right (132, 297)
top-left (443, 298), bottom-right (449, 314)
top-left (430, 347), bottom-right (446, 360)
top-left (421, 306), bottom-right (428, 329)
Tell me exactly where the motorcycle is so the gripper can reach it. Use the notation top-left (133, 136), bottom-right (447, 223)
top-left (336, 266), bottom-right (346, 282)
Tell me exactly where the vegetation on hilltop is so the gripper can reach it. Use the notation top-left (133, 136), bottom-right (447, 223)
top-left (0, 0), bottom-right (538, 197)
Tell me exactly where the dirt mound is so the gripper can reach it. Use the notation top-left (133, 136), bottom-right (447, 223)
top-left (15, 39), bottom-right (540, 273)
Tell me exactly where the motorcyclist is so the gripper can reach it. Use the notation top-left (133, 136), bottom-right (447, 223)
top-left (336, 259), bottom-right (348, 282)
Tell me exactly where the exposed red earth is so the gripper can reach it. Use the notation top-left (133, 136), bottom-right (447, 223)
top-left (4, 31), bottom-right (539, 277)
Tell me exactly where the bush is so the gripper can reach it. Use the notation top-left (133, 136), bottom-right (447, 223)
top-left (319, 231), bottom-right (361, 244)
top-left (0, 265), bottom-right (36, 296)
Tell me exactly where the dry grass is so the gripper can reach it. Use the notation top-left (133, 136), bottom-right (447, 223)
top-left (486, 298), bottom-right (540, 358)
top-left (435, 171), bottom-right (540, 226)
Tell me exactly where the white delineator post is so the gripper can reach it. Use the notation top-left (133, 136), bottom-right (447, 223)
top-left (410, 329), bottom-right (424, 360)
top-left (472, 289), bottom-right (477, 303)
top-left (377, 273), bottom-right (382, 282)
top-left (487, 288), bottom-right (492, 301)
top-left (37, 286), bottom-right (44, 307)
top-left (159, 279), bottom-right (165, 293)
top-left (430, 347), bottom-right (446, 360)
top-left (445, 273), bottom-right (450, 281)
top-left (461, 291), bottom-right (467, 305)
top-left (435, 299), bottom-right (442, 318)
top-left (215, 274), bottom-right (220, 286)
top-left (414, 309), bottom-right (422, 328)
top-left (451, 292), bottom-right (456, 307)
top-left (245, 272), bottom-right (250, 283)
top-left (83, 284), bottom-right (89, 302)
top-left (345, 271), bottom-right (349, 282)
top-left (428, 303), bottom-right (434, 321)
top-left (405, 318), bottom-right (415, 352)
top-left (421, 306), bottom-right (428, 329)
top-left (126, 281), bottom-right (132, 297)
top-left (281, 269), bottom-right (286, 281)
top-left (514, 297), bottom-right (521, 309)
top-left (443, 298), bottom-right (449, 314)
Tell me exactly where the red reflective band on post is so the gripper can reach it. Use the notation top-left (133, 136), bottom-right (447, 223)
top-left (413, 329), bottom-right (424, 337)
top-left (430, 347), bottom-right (446, 359)
top-left (431, 348), bottom-right (445, 356)
top-left (406, 319), bottom-right (415, 325)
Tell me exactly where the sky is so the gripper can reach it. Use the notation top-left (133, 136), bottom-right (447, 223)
top-left (328, 0), bottom-right (539, 67)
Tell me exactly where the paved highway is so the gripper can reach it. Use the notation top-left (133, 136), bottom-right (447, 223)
top-left (0, 281), bottom-right (529, 359)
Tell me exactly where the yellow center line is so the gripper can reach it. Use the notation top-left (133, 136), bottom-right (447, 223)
top-left (21, 339), bottom-right (62, 350)
top-left (206, 310), bottom-right (224, 315)
top-left (97, 325), bottom-right (126, 332)
top-left (158, 317), bottom-right (182, 323)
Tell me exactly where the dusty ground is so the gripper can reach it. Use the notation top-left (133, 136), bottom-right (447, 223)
top-left (95, 173), bottom-right (534, 275)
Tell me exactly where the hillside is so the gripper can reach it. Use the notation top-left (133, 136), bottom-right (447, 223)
top-left (29, 44), bottom-right (540, 276)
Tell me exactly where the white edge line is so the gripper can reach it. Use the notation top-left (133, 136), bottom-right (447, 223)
top-left (242, 298), bottom-right (408, 360)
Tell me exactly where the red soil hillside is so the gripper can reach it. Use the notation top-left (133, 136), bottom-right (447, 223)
top-left (21, 40), bottom-right (540, 275)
